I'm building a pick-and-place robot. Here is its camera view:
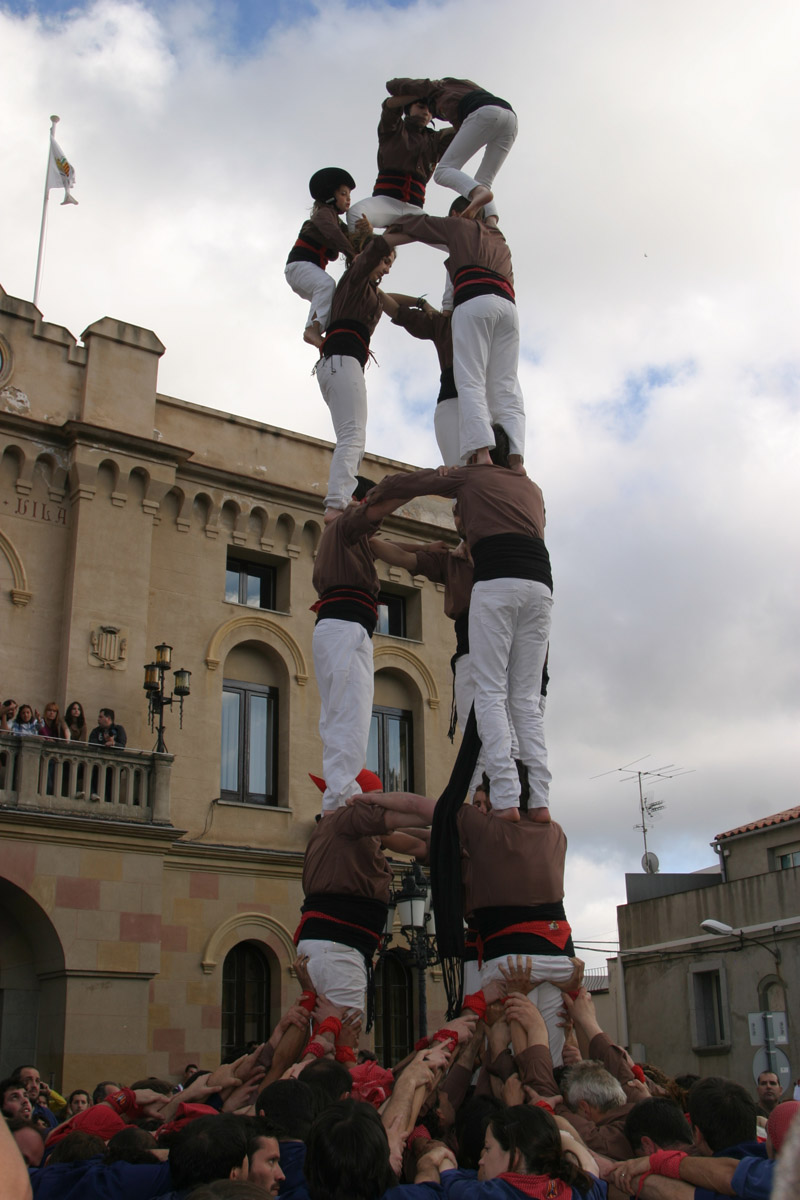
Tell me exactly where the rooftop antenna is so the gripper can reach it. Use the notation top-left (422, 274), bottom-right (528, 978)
top-left (592, 756), bottom-right (694, 872)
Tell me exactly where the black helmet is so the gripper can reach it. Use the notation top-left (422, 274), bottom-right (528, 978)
top-left (309, 167), bottom-right (356, 203)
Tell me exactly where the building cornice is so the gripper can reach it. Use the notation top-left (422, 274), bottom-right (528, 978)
top-left (0, 807), bottom-right (183, 850)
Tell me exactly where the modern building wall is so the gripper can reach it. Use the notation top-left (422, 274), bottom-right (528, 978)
top-left (615, 821), bottom-right (799, 1090)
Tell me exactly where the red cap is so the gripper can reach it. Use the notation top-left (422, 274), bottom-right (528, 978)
top-left (309, 769), bottom-right (383, 794)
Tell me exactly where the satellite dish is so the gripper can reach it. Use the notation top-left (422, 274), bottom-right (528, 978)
top-left (642, 851), bottom-right (660, 874)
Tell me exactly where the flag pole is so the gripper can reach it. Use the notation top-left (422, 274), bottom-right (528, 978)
top-left (33, 114), bottom-right (59, 309)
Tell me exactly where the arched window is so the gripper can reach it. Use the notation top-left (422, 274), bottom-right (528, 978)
top-left (220, 643), bottom-right (282, 805)
top-left (373, 952), bottom-right (413, 1066)
top-left (221, 942), bottom-right (270, 1059)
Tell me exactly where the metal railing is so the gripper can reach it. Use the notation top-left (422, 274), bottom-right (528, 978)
top-left (0, 732), bottom-right (172, 823)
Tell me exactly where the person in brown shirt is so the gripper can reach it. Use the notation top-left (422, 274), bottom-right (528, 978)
top-left (457, 803), bottom-right (578, 1065)
top-left (382, 205), bottom-right (524, 467)
top-left (381, 292), bottom-right (459, 466)
top-left (365, 438), bottom-right (552, 816)
top-left (315, 234), bottom-right (395, 514)
top-left (347, 94), bottom-right (454, 233)
top-left (311, 482), bottom-right (401, 815)
top-left (295, 788), bottom-right (435, 1013)
top-left (285, 167), bottom-right (357, 347)
top-left (386, 77), bottom-right (517, 220)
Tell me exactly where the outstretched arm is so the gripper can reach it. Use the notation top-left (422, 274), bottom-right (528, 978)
top-left (351, 790), bottom-right (436, 827)
top-left (370, 538), bottom-right (419, 572)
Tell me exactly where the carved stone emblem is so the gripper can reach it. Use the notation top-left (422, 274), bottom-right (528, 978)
top-left (88, 624), bottom-right (129, 670)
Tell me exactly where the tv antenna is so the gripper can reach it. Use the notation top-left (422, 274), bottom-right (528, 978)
top-left (592, 756), bottom-right (694, 871)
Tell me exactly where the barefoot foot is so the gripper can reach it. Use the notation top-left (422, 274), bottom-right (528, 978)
top-left (304, 323), bottom-right (325, 349)
top-left (460, 186), bottom-right (493, 219)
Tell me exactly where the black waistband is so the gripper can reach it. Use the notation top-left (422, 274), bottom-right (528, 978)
top-left (471, 534), bottom-right (552, 588)
top-left (453, 611), bottom-right (470, 657)
top-left (287, 236), bottom-right (328, 268)
top-left (323, 319), bottom-right (370, 369)
top-left (373, 171), bottom-right (426, 206)
top-left (473, 903), bottom-right (574, 959)
top-left (314, 587), bottom-right (378, 635)
top-left (436, 365), bottom-right (457, 403)
top-left (458, 91), bottom-right (514, 121)
top-left (298, 892), bottom-right (389, 960)
top-left (453, 265), bottom-right (515, 309)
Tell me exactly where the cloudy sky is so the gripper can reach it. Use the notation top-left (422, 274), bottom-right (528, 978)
top-left (3, 0), bottom-right (799, 969)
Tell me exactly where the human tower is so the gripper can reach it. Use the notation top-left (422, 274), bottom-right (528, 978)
top-left (286, 76), bottom-right (580, 1066)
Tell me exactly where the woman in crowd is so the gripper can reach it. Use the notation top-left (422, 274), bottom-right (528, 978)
top-left (11, 704), bottom-right (41, 736)
top-left (65, 701), bottom-right (88, 741)
top-left (38, 702), bottom-right (69, 741)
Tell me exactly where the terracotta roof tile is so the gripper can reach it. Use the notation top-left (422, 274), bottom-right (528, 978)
top-left (715, 806), bottom-right (800, 841)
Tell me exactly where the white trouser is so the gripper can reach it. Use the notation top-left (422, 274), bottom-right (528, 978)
top-left (481, 955), bottom-right (574, 1067)
top-left (316, 354), bottom-right (367, 510)
top-left (312, 618), bottom-right (374, 811)
top-left (285, 261), bottom-right (336, 331)
top-left (434, 397), bottom-right (461, 466)
top-left (468, 579), bottom-right (552, 810)
top-left (347, 195), bottom-right (425, 232)
top-left (452, 295), bottom-right (525, 461)
top-left (455, 651), bottom-right (521, 798)
top-left (434, 106), bottom-right (518, 219)
top-left (297, 939), bottom-right (367, 1011)
top-left (463, 959), bottom-right (482, 996)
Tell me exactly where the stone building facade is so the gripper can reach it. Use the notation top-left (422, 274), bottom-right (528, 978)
top-left (0, 284), bottom-right (459, 1092)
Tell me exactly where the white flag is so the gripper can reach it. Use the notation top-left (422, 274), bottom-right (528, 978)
top-left (47, 136), bottom-right (78, 205)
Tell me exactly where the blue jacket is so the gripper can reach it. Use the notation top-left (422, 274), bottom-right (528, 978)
top-left (31, 1157), bottom-right (171, 1200)
top-left (386, 1168), bottom-right (607, 1200)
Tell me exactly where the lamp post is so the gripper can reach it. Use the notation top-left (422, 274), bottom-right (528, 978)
top-left (394, 863), bottom-right (440, 1040)
top-left (143, 642), bottom-right (191, 753)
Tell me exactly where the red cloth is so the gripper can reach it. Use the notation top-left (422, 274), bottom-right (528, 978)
top-left (767, 1100), bottom-right (800, 1153)
top-left (46, 1102), bottom-right (126, 1147)
top-left (157, 1103), bottom-right (218, 1141)
top-left (498, 1171), bottom-right (571, 1199)
top-left (462, 991), bottom-right (487, 1020)
top-left (648, 1148), bottom-right (687, 1179)
top-left (631, 1064), bottom-right (646, 1083)
top-left (335, 1045), bottom-right (356, 1063)
top-left (299, 989), bottom-right (317, 1012)
top-left (349, 1061), bottom-right (395, 1108)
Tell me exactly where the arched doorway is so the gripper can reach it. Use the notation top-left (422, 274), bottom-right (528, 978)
top-left (221, 941), bottom-right (272, 1060)
top-left (0, 877), bottom-right (66, 1079)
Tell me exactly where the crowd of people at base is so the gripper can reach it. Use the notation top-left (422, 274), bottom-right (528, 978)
top-left (2, 962), bottom-right (799, 1200)
top-left (0, 700), bottom-right (127, 748)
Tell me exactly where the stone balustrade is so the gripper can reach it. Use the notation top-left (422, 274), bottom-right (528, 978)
top-left (0, 732), bottom-right (172, 823)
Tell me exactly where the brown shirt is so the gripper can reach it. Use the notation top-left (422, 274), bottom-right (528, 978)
top-left (376, 101), bottom-right (454, 179)
top-left (457, 806), bottom-right (567, 912)
top-left (386, 77), bottom-right (484, 129)
top-left (367, 464), bottom-right (545, 552)
top-left (414, 546), bottom-right (472, 620)
top-left (312, 503), bottom-right (383, 599)
top-left (392, 214), bottom-right (514, 288)
top-left (391, 303), bottom-right (453, 371)
top-left (329, 235), bottom-right (391, 335)
top-left (302, 803), bottom-right (391, 902)
top-left (295, 205), bottom-right (355, 262)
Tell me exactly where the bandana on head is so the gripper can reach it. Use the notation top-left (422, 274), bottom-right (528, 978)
top-left (767, 1101), bottom-right (800, 1153)
top-left (349, 1061), bottom-right (395, 1108)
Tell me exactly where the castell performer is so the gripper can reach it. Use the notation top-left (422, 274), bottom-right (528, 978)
top-left (380, 292), bottom-right (458, 466)
top-left (285, 167), bottom-right (357, 348)
top-left (346, 92), bottom-right (454, 234)
top-left (385, 77), bottom-right (517, 220)
top-left (365, 427), bottom-right (551, 817)
top-left (295, 775), bottom-right (434, 1019)
top-left (315, 236), bottom-right (395, 516)
top-left (310, 479), bottom-right (400, 815)
top-left (383, 199), bottom-right (524, 468)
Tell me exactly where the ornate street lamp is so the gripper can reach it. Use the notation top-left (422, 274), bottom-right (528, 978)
top-left (393, 862), bottom-right (440, 1039)
top-left (143, 643), bottom-right (191, 753)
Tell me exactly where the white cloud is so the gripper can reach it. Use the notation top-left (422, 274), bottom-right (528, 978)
top-left (3, 0), bottom-right (800, 965)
